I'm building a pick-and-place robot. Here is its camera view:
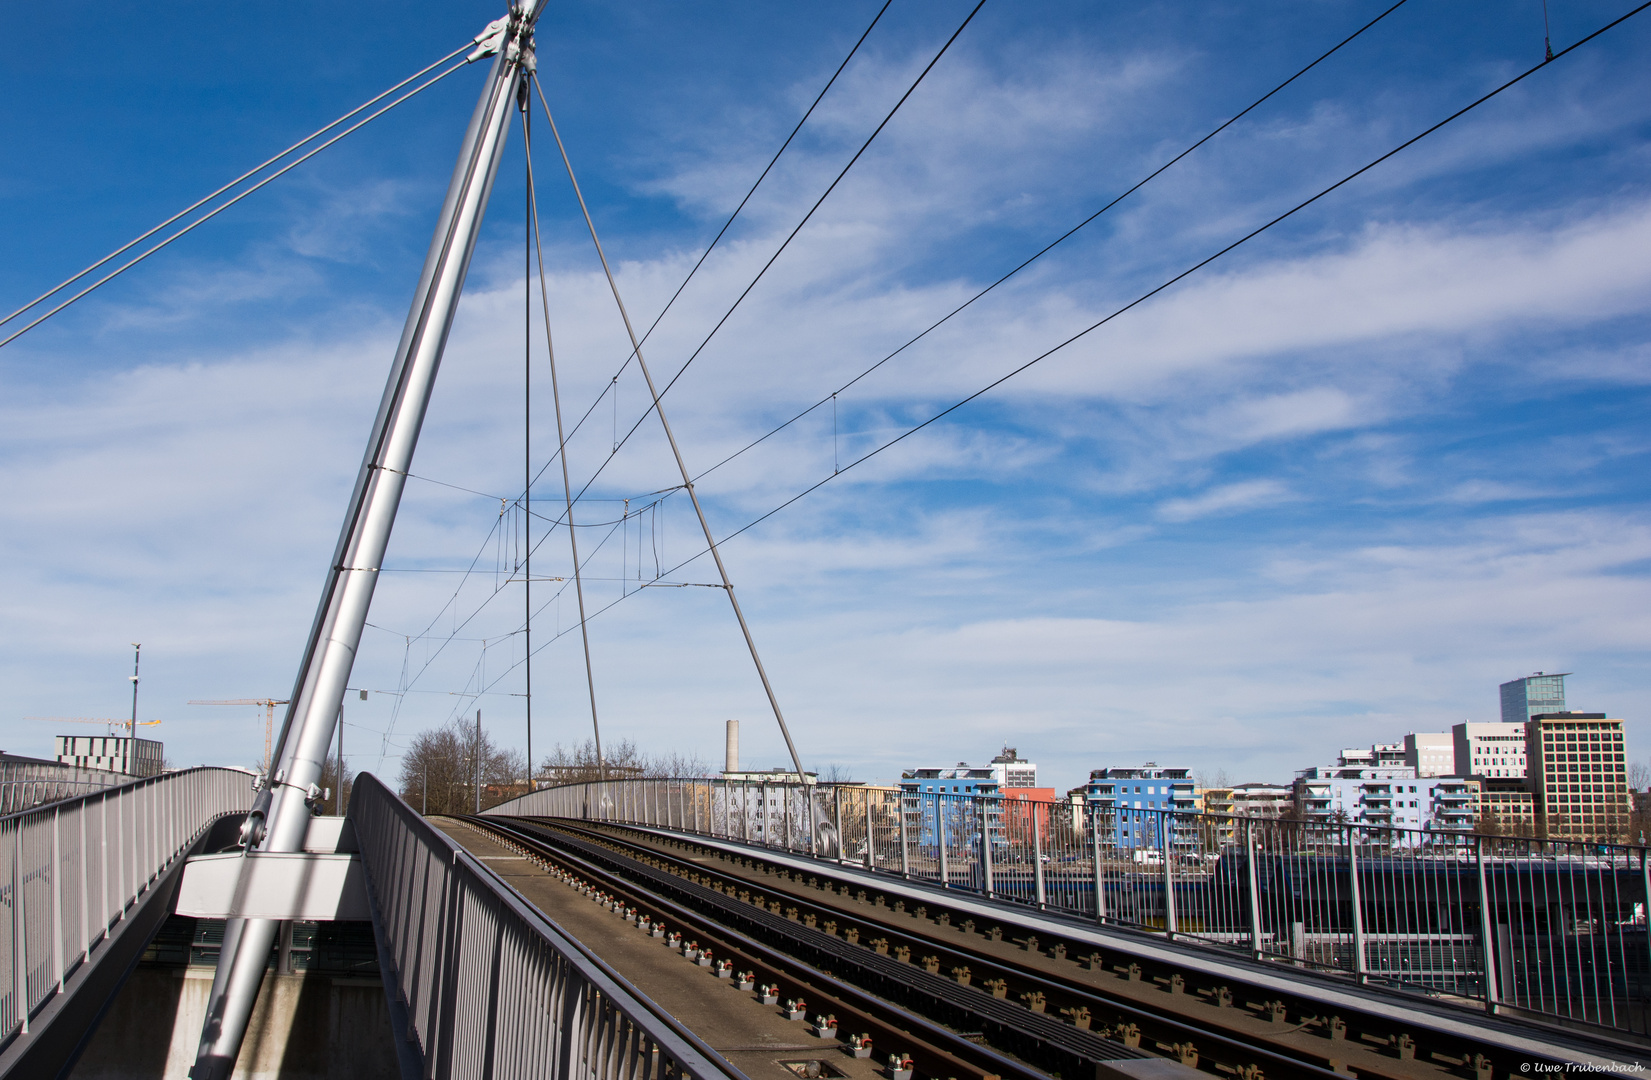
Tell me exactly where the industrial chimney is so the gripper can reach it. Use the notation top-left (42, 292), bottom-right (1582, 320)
top-left (725, 719), bottom-right (739, 775)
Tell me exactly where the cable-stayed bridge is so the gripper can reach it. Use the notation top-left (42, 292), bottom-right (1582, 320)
top-left (2, 1), bottom-right (1650, 1077)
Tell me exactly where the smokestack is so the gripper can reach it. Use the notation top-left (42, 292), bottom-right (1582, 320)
top-left (725, 719), bottom-right (739, 775)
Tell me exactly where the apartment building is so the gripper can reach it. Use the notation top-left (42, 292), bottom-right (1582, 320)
top-left (1294, 765), bottom-right (1475, 831)
top-left (1453, 722), bottom-right (1529, 779)
top-left (1083, 764), bottom-right (1197, 851)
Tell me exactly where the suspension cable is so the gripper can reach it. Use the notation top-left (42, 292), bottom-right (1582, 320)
top-left (537, 78), bottom-right (811, 783)
top-left (0, 51), bottom-right (473, 351)
top-left (524, 92), bottom-right (608, 782)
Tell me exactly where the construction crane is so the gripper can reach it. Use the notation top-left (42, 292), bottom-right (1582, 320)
top-left (26, 717), bottom-right (162, 728)
top-left (187, 699), bottom-right (288, 772)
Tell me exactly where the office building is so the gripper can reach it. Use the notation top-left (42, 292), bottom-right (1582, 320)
top-left (1526, 712), bottom-right (1630, 841)
top-left (1452, 722), bottom-right (1529, 779)
top-left (1404, 733), bottom-right (1454, 777)
top-left (1501, 672), bottom-right (1568, 725)
top-left (55, 734), bottom-right (163, 778)
top-left (989, 746), bottom-right (1038, 788)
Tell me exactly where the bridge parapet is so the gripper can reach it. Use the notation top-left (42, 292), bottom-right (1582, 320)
top-left (0, 766), bottom-right (255, 1068)
top-left (348, 773), bottom-right (749, 1080)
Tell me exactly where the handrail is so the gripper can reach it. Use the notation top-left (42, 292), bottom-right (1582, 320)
top-left (0, 766), bottom-right (256, 1049)
top-left (348, 772), bottom-right (748, 1080)
top-left (0, 759), bottom-right (135, 817)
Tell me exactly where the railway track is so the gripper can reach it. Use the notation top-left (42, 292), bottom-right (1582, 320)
top-left (548, 818), bottom-right (1650, 1080)
top-left (466, 815), bottom-right (1358, 1080)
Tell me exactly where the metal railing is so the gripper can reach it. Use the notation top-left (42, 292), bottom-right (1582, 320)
top-left (489, 778), bottom-right (1651, 1037)
top-left (348, 773), bottom-right (746, 1080)
top-left (0, 766), bottom-right (255, 1049)
top-left (0, 759), bottom-right (133, 816)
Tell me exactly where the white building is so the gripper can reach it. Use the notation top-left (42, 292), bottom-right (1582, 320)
top-left (1404, 732), bottom-right (1454, 777)
top-left (1293, 765), bottom-right (1475, 831)
top-left (55, 734), bottom-right (163, 778)
top-left (988, 746), bottom-right (1037, 788)
top-left (1337, 742), bottom-right (1406, 768)
top-left (1452, 721), bottom-right (1528, 779)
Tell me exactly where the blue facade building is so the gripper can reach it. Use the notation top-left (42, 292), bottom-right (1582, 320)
top-left (1083, 764), bottom-right (1196, 853)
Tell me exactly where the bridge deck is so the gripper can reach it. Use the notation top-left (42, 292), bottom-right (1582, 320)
top-left (434, 818), bottom-right (887, 1080)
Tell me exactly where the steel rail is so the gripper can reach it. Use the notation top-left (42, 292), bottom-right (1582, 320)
top-left (474, 816), bottom-right (1357, 1080)
top-left (464, 815), bottom-right (1079, 1080)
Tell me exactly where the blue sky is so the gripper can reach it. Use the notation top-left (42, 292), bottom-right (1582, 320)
top-left (1, 1), bottom-right (1648, 794)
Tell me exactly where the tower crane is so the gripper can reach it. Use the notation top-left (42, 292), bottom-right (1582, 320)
top-left (187, 699), bottom-right (288, 772)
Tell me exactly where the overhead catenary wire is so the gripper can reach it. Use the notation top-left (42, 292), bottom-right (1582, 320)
top-left (454, 0), bottom-right (1649, 705)
top-left (690, 0), bottom-right (1418, 486)
top-left (0, 50), bottom-right (477, 351)
top-left (559, 0), bottom-right (992, 513)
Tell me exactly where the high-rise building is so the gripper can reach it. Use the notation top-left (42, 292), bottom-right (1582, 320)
top-left (1526, 712), bottom-right (1630, 841)
top-left (1501, 672), bottom-right (1568, 725)
top-left (1452, 722), bottom-right (1529, 779)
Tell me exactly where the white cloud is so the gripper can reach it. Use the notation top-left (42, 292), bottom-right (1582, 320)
top-left (1155, 479), bottom-right (1296, 522)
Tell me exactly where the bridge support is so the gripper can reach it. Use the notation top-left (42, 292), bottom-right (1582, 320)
top-left (187, 8), bottom-right (541, 1078)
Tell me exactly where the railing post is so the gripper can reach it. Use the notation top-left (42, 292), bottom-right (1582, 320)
top-left (898, 790), bottom-right (911, 878)
top-left (15, 823), bottom-right (29, 1033)
top-left (1033, 808), bottom-right (1047, 908)
top-left (833, 785), bottom-right (843, 862)
top-left (937, 795), bottom-right (950, 887)
top-left (52, 806), bottom-right (64, 994)
top-left (981, 798), bottom-right (994, 897)
top-left (782, 786), bottom-right (792, 850)
top-left (806, 782), bottom-right (817, 856)
top-left (1090, 805), bottom-right (1106, 921)
top-left (1347, 824), bottom-right (1366, 982)
top-left (1477, 836), bottom-right (1500, 1013)
top-left (1161, 812), bottom-right (1176, 936)
top-left (79, 802), bottom-right (89, 964)
top-left (1246, 819), bottom-right (1263, 958)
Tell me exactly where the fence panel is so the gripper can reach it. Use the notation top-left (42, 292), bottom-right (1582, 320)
top-left (0, 767), bottom-right (253, 1053)
top-left (350, 773), bottom-right (744, 1080)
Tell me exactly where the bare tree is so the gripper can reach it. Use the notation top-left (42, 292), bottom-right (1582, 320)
top-left (819, 762), bottom-right (855, 784)
top-left (1629, 761), bottom-right (1650, 791)
top-left (538, 738), bottom-right (710, 783)
top-left (319, 754), bottom-right (354, 816)
top-left (398, 718), bottom-right (527, 815)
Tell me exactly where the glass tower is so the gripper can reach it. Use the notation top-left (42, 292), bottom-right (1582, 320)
top-left (1500, 672), bottom-right (1568, 724)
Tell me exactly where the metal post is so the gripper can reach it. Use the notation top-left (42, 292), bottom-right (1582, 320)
top-left (14, 824), bottom-right (28, 1032)
top-left (52, 806), bottom-right (64, 993)
top-left (1477, 836), bottom-right (1500, 1012)
top-left (806, 781), bottom-right (817, 857)
top-left (898, 790), bottom-right (911, 878)
top-left (833, 785), bottom-right (843, 863)
top-left (937, 794), bottom-right (950, 888)
top-left (336, 701), bottom-right (345, 815)
top-left (422, 762), bottom-right (428, 816)
top-left (1246, 819), bottom-right (1263, 958)
top-left (1033, 808), bottom-right (1047, 908)
top-left (1347, 823), bottom-right (1366, 981)
top-left (760, 783), bottom-right (768, 846)
top-left (782, 786), bottom-right (791, 850)
top-left (192, 13), bottom-right (541, 1075)
top-left (1161, 812), bottom-right (1176, 936)
top-left (78, 803), bottom-right (89, 965)
top-left (1091, 806), bottom-right (1106, 921)
top-left (474, 709), bottom-right (482, 815)
top-left (981, 798), bottom-right (994, 897)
